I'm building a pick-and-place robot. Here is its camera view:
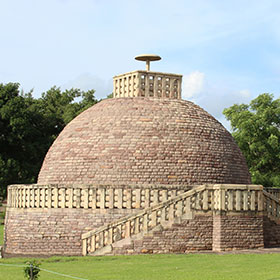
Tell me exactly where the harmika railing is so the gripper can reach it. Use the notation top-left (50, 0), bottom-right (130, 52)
top-left (81, 184), bottom-right (263, 255)
top-left (7, 184), bottom-right (188, 209)
top-left (113, 70), bottom-right (182, 99)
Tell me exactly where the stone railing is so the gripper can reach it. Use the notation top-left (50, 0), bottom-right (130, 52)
top-left (265, 188), bottom-right (280, 201)
top-left (7, 184), bottom-right (188, 209)
top-left (113, 70), bottom-right (182, 99)
top-left (82, 184), bottom-right (263, 255)
top-left (263, 190), bottom-right (280, 222)
top-left (212, 184), bottom-right (263, 211)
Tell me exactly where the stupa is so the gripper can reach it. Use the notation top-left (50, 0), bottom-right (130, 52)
top-left (3, 55), bottom-right (280, 257)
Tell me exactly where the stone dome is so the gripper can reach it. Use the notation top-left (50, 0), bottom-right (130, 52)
top-left (38, 97), bottom-right (251, 185)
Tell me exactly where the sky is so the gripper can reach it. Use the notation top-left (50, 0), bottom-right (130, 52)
top-left (1, 0), bottom-right (280, 130)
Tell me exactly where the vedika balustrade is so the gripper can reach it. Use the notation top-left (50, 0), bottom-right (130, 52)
top-left (7, 184), bottom-right (188, 209)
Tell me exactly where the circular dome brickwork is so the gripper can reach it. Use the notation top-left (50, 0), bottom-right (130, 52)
top-left (38, 98), bottom-right (251, 185)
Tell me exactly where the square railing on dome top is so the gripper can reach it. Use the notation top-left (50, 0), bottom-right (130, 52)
top-left (113, 70), bottom-right (182, 99)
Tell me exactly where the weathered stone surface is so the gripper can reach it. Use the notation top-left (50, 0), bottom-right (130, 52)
top-left (112, 214), bottom-right (213, 255)
top-left (263, 215), bottom-right (280, 247)
top-left (38, 98), bottom-right (251, 186)
top-left (3, 208), bottom-right (138, 257)
top-left (212, 212), bottom-right (264, 251)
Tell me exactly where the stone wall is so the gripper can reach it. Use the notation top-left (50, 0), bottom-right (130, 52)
top-left (263, 216), bottom-right (280, 247)
top-left (113, 213), bottom-right (213, 255)
top-left (212, 212), bottom-right (264, 251)
top-left (4, 208), bottom-right (139, 257)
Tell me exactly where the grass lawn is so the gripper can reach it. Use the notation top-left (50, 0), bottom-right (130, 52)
top-left (0, 253), bottom-right (280, 280)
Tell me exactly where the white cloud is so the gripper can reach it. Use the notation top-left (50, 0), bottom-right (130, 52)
top-left (239, 89), bottom-right (251, 98)
top-left (182, 71), bottom-right (205, 99)
top-left (62, 73), bottom-right (113, 99)
top-left (181, 72), bottom-right (254, 131)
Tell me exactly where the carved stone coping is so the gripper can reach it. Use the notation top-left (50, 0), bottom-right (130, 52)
top-left (7, 184), bottom-right (193, 209)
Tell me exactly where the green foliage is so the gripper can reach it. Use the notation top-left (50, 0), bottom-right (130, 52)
top-left (0, 210), bottom-right (5, 222)
top-left (223, 93), bottom-right (280, 187)
top-left (106, 92), bottom-right (113, 99)
top-left (0, 83), bottom-right (98, 196)
top-left (23, 260), bottom-right (40, 280)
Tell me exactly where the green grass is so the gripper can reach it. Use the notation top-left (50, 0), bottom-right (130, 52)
top-left (0, 254), bottom-right (280, 280)
top-left (0, 224), bottom-right (3, 245)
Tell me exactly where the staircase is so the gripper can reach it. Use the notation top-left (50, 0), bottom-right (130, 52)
top-left (82, 185), bottom-right (211, 255)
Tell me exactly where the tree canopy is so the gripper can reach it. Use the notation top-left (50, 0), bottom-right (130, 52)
top-left (0, 83), bottom-right (98, 196)
top-left (223, 93), bottom-right (280, 188)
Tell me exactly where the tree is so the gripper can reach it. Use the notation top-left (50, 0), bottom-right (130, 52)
top-left (24, 260), bottom-right (40, 280)
top-left (0, 83), bottom-right (98, 196)
top-left (223, 93), bottom-right (280, 187)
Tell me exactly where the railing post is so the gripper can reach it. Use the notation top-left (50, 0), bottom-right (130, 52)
top-left (202, 190), bottom-right (208, 210)
top-left (47, 186), bottom-right (52, 208)
top-left (75, 188), bottom-right (81, 208)
top-left (250, 191), bottom-right (255, 211)
top-left (162, 190), bottom-right (168, 202)
top-left (31, 186), bottom-right (35, 208)
top-left (108, 188), bottom-right (114, 209)
top-left (145, 189), bottom-right (150, 208)
top-left (228, 190), bottom-right (233, 211)
top-left (68, 188), bottom-right (73, 208)
top-left (126, 189), bottom-right (132, 209)
top-left (7, 186), bottom-right (12, 207)
top-left (22, 187), bottom-right (26, 208)
top-left (143, 214), bottom-right (148, 232)
top-left (243, 191), bottom-right (248, 211)
top-left (151, 211), bottom-right (157, 227)
top-left (185, 197), bottom-right (191, 213)
top-left (53, 186), bottom-right (58, 208)
top-left (61, 187), bottom-right (65, 208)
top-left (236, 190), bottom-right (241, 211)
top-left (100, 188), bottom-right (105, 209)
top-left (161, 206), bottom-right (166, 222)
top-left (99, 232), bottom-right (104, 248)
top-left (117, 189), bottom-right (123, 209)
top-left (125, 221), bottom-right (131, 238)
top-left (258, 191), bottom-right (264, 211)
top-left (135, 189), bottom-right (141, 208)
top-left (152, 190), bottom-right (159, 206)
top-left (91, 235), bottom-right (96, 252)
top-left (168, 204), bottom-right (175, 223)
top-left (176, 200), bottom-right (183, 217)
top-left (84, 187), bottom-right (89, 209)
top-left (135, 217), bottom-right (140, 234)
top-left (82, 239), bottom-right (87, 256)
top-left (92, 188), bottom-right (96, 209)
top-left (108, 228), bottom-right (113, 244)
